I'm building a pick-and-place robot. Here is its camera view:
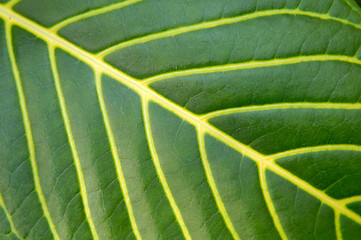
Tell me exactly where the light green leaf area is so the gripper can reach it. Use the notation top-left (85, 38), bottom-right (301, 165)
top-left (1, 0), bottom-right (361, 239)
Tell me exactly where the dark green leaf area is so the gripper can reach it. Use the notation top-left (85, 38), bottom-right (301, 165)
top-left (0, 20), bottom-right (36, 240)
top-left (340, 215), bottom-right (361, 240)
top-left (106, 15), bottom-right (361, 79)
top-left (59, 0), bottom-right (303, 53)
top-left (347, 202), bottom-right (361, 216)
top-left (277, 151), bottom-right (361, 200)
top-left (150, 61), bottom-right (361, 114)
top-left (12, 26), bottom-right (93, 240)
top-left (102, 75), bottom-right (184, 240)
top-left (266, 170), bottom-right (337, 240)
top-left (209, 108), bottom-right (361, 155)
top-left (55, 49), bottom-right (135, 239)
top-left (204, 135), bottom-right (281, 240)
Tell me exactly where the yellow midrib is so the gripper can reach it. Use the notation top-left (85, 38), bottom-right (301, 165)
top-left (1, 3), bottom-right (361, 235)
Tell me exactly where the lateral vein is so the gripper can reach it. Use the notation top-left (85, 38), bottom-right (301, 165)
top-left (344, 0), bottom-right (361, 18)
top-left (95, 72), bottom-right (142, 240)
top-left (335, 212), bottom-right (342, 240)
top-left (5, 21), bottom-right (60, 240)
top-left (50, 0), bottom-right (142, 32)
top-left (142, 96), bottom-right (192, 240)
top-left (339, 195), bottom-right (361, 205)
top-left (97, 8), bottom-right (361, 58)
top-left (258, 164), bottom-right (288, 240)
top-left (197, 129), bottom-right (241, 240)
top-left (268, 144), bottom-right (361, 161)
top-left (48, 45), bottom-right (99, 240)
top-left (143, 55), bottom-right (361, 84)
top-left (5, 0), bottom-right (21, 8)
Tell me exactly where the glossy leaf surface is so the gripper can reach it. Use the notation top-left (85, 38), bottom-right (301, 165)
top-left (1, 0), bottom-right (361, 239)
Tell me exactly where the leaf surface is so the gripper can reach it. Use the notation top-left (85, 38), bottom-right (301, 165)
top-left (1, 0), bottom-right (361, 239)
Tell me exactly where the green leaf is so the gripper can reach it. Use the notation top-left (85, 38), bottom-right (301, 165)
top-left (1, 0), bottom-right (361, 239)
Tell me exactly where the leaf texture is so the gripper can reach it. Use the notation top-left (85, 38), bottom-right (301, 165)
top-left (1, 0), bottom-right (361, 239)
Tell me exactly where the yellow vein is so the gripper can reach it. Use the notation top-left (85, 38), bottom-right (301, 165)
top-left (48, 45), bottom-right (98, 240)
top-left (5, 22), bottom-right (60, 240)
top-left (258, 164), bottom-right (288, 240)
top-left (335, 212), bottom-right (342, 240)
top-left (50, 0), bottom-right (142, 32)
top-left (197, 129), bottom-right (241, 240)
top-left (339, 196), bottom-right (361, 205)
top-left (344, 0), bottom-right (361, 18)
top-left (143, 55), bottom-right (361, 85)
top-left (142, 96), bottom-right (191, 240)
top-left (3, 6), bottom-right (361, 226)
top-left (201, 102), bottom-right (361, 120)
top-left (267, 145), bottom-right (361, 161)
top-left (95, 72), bottom-right (142, 240)
top-left (0, 193), bottom-right (23, 239)
top-left (5, 0), bottom-right (21, 8)
top-left (96, 8), bottom-right (361, 58)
